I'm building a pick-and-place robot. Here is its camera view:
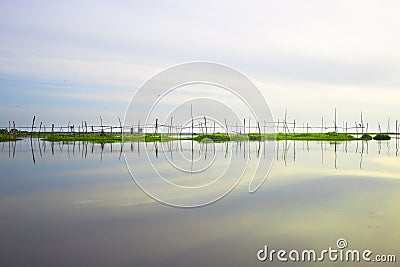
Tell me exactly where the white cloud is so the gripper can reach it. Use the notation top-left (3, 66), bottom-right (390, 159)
top-left (0, 0), bottom-right (399, 128)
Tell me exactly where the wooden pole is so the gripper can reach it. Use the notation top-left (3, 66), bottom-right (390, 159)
top-left (277, 119), bottom-right (279, 134)
top-left (361, 110), bottom-right (364, 135)
top-left (321, 117), bottom-right (324, 133)
top-left (334, 108), bottom-right (337, 133)
top-left (170, 117), bottom-right (173, 136)
top-left (31, 115), bottom-right (36, 138)
top-left (118, 117), bottom-right (123, 135)
top-left (284, 110), bottom-right (287, 135)
top-left (293, 119), bottom-right (296, 134)
top-left (204, 116), bottom-right (207, 135)
top-left (191, 105), bottom-right (194, 138)
top-left (52, 124), bottom-right (55, 137)
top-left (387, 118), bottom-right (390, 133)
top-left (100, 116), bottom-right (104, 135)
top-left (13, 121), bottom-right (16, 139)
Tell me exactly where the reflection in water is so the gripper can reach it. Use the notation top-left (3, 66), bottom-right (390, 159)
top-left (0, 138), bottom-right (399, 267)
top-left (3, 138), bottom-right (398, 170)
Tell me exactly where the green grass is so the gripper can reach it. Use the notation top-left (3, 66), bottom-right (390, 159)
top-left (3, 131), bottom-right (391, 143)
top-left (275, 132), bottom-right (356, 141)
top-left (43, 133), bottom-right (192, 143)
top-left (194, 132), bottom-right (357, 142)
top-left (0, 134), bottom-right (19, 142)
top-left (44, 133), bottom-right (124, 143)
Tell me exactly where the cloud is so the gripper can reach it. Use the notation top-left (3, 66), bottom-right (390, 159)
top-left (0, 0), bottom-right (400, 128)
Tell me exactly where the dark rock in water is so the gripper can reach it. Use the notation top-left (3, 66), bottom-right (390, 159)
top-left (373, 134), bottom-right (391, 140)
top-left (360, 134), bottom-right (373, 140)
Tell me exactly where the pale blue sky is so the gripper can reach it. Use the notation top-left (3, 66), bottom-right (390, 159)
top-left (1, 0), bottom-right (399, 131)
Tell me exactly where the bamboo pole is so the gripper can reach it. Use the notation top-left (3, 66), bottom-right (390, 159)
top-left (334, 108), bottom-right (337, 133)
top-left (293, 119), bottom-right (296, 134)
top-left (31, 115), bottom-right (36, 138)
top-left (100, 116), bottom-right (104, 135)
top-left (191, 105), bottom-right (193, 138)
top-left (13, 121), bottom-right (16, 139)
top-left (204, 116), bottom-right (207, 135)
top-left (321, 117), bottom-right (324, 133)
top-left (118, 117), bottom-right (123, 135)
top-left (361, 110), bottom-right (364, 135)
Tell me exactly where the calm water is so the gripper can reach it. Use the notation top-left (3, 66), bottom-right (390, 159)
top-left (0, 139), bottom-right (399, 266)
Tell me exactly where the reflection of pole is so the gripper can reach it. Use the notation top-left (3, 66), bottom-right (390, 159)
top-left (30, 138), bottom-right (36, 164)
top-left (360, 141), bottom-right (364, 169)
top-left (12, 140), bottom-right (16, 158)
top-left (320, 142), bottom-right (323, 164)
top-left (293, 140), bottom-right (296, 162)
top-left (283, 140), bottom-right (287, 166)
top-left (321, 117), bottom-right (324, 133)
top-left (334, 142), bottom-right (337, 169)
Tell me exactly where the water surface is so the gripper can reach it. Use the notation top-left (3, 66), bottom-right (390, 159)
top-left (0, 139), bottom-right (399, 266)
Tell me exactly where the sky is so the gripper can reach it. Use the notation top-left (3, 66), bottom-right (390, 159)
top-left (0, 0), bottom-right (399, 132)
